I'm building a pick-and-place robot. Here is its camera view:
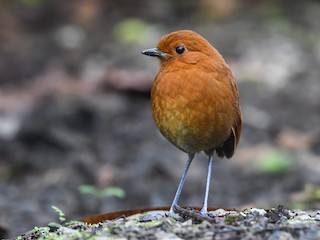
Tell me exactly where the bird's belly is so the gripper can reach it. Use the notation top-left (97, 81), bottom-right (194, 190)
top-left (152, 95), bottom-right (230, 153)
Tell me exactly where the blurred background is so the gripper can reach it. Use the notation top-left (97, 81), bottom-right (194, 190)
top-left (0, 0), bottom-right (320, 237)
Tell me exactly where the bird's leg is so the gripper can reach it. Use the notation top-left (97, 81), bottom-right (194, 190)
top-left (169, 153), bottom-right (195, 216)
top-left (200, 154), bottom-right (214, 215)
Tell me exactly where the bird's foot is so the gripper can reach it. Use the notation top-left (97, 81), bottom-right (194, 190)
top-left (168, 204), bottom-right (182, 218)
top-left (200, 207), bottom-right (208, 215)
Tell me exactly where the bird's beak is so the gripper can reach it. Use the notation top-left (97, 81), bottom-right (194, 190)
top-left (141, 48), bottom-right (167, 58)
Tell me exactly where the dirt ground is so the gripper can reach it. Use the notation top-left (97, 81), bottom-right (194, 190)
top-left (17, 207), bottom-right (320, 239)
top-left (0, 0), bottom-right (319, 238)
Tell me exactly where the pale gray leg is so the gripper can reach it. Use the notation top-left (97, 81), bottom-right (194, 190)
top-left (200, 154), bottom-right (213, 214)
top-left (169, 153), bottom-right (195, 216)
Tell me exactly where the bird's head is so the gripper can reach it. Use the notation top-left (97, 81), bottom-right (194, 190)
top-left (142, 30), bottom-right (222, 67)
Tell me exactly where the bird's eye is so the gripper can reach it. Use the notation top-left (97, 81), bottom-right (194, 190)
top-left (175, 46), bottom-right (185, 54)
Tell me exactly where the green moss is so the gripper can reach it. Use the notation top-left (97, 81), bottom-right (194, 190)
top-left (113, 18), bottom-right (149, 45)
top-left (258, 149), bottom-right (292, 174)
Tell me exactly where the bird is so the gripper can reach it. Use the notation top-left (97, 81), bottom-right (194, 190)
top-left (141, 30), bottom-right (242, 216)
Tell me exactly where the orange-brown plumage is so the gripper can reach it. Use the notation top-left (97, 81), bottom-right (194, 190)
top-left (150, 30), bottom-right (241, 157)
top-left (142, 30), bottom-right (242, 215)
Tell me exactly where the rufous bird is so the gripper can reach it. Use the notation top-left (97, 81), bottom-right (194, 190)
top-left (142, 30), bottom-right (242, 216)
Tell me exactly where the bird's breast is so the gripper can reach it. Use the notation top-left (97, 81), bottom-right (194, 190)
top-left (151, 70), bottom-right (233, 153)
